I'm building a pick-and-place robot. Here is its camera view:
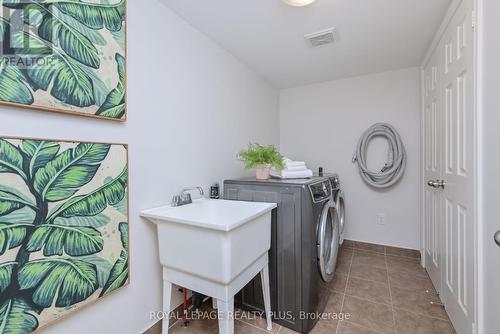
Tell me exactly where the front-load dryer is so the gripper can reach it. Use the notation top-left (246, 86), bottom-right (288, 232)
top-left (224, 177), bottom-right (340, 333)
top-left (327, 174), bottom-right (346, 245)
top-left (310, 180), bottom-right (340, 283)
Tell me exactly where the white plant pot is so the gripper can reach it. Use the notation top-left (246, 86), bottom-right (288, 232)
top-left (255, 165), bottom-right (272, 180)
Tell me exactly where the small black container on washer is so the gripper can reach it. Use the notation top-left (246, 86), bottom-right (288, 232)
top-left (210, 183), bottom-right (220, 199)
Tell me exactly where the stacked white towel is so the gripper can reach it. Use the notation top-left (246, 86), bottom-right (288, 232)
top-left (270, 158), bottom-right (313, 179)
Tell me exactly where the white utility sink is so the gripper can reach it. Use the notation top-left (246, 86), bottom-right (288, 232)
top-left (141, 198), bottom-right (277, 334)
top-left (141, 199), bottom-right (276, 283)
top-left (142, 198), bottom-right (275, 231)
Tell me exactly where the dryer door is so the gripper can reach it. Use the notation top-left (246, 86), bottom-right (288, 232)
top-left (336, 190), bottom-right (345, 240)
top-left (317, 200), bottom-right (340, 282)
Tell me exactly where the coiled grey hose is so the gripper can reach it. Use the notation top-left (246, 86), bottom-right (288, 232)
top-left (352, 123), bottom-right (406, 189)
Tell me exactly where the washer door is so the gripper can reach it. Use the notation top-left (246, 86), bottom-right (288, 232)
top-left (336, 190), bottom-right (345, 236)
top-left (317, 200), bottom-right (340, 282)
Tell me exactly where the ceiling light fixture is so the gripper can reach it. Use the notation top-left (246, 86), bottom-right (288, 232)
top-left (281, 0), bottom-right (315, 7)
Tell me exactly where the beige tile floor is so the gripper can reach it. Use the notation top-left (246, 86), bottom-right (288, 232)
top-left (148, 241), bottom-right (456, 334)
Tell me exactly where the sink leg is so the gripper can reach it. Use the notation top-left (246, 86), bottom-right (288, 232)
top-left (162, 280), bottom-right (172, 334)
top-left (260, 265), bottom-right (273, 331)
top-left (216, 298), bottom-right (234, 334)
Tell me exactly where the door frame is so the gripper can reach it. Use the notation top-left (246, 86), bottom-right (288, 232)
top-left (419, 0), bottom-right (479, 332)
top-left (475, 0), bottom-right (487, 333)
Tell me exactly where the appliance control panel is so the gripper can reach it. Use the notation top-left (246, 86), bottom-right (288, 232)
top-left (329, 174), bottom-right (340, 189)
top-left (308, 181), bottom-right (332, 203)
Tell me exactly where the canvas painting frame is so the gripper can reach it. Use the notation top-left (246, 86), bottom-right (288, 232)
top-left (0, 135), bottom-right (130, 333)
top-left (0, 0), bottom-right (127, 121)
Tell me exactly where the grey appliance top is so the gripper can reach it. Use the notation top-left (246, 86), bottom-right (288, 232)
top-left (224, 175), bottom-right (329, 186)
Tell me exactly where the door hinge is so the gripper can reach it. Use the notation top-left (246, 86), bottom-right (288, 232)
top-left (472, 10), bottom-right (476, 29)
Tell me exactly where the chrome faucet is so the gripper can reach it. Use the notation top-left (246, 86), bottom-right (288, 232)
top-left (172, 186), bottom-right (204, 207)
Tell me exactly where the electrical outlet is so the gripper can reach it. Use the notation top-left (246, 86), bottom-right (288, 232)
top-left (376, 214), bottom-right (387, 226)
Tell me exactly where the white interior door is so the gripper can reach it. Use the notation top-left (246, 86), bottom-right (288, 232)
top-left (423, 51), bottom-right (442, 293)
top-left (439, 1), bottom-right (475, 333)
top-left (423, 1), bottom-right (475, 333)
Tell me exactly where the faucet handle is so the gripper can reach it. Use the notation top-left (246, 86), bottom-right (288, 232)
top-left (181, 193), bottom-right (192, 204)
top-left (171, 195), bottom-right (182, 207)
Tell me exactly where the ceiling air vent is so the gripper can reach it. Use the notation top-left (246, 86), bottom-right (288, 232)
top-left (304, 27), bottom-right (336, 47)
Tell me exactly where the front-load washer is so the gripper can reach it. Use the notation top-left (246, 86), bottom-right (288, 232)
top-left (336, 190), bottom-right (345, 244)
top-left (224, 176), bottom-right (340, 333)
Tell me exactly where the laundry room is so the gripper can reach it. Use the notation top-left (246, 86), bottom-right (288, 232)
top-left (0, 0), bottom-right (496, 334)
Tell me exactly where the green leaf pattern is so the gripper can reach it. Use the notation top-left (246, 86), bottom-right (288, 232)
top-left (48, 166), bottom-right (127, 220)
top-left (0, 0), bottom-right (126, 119)
top-left (20, 140), bottom-right (60, 178)
top-left (0, 138), bottom-right (128, 332)
top-left (18, 258), bottom-right (99, 308)
top-left (11, 31), bottom-right (97, 108)
top-left (100, 222), bottom-right (128, 296)
top-left (34, 143), bottom-right (110, 202)
top-left (0, 223), bottom-right (31, 256)
top-left (0, 140), bottom-right (27, 179)
top-left (0, 19), bottom-right (35, 105)
top-left (53, 0), bottom-right (126, 31)
top-left (96, 53), bottom-right (126, 118)
top-left (0, 262), bottom-right (17, 294)
top-left (35, 3), bottom-right (101, 68)
top-left (27, 224), bottom-right (104, 256)
top-left (0, 299), bottom-right (39, 334)
top-left (0, 190), bottom-right (31, 215)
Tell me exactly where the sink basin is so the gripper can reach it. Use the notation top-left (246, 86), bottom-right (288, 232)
top-left (141, 199), bottom-right (276, 284)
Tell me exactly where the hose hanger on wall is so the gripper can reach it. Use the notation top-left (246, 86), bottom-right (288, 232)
top-left (352, 123), bottom-right (407, 189)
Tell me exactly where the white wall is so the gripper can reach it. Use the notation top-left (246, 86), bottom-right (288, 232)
top-left (280, 68), bottom-right (421, 249)
top-left (0, 2), bottom-right (279, 333)
top-left (478, 0), bottom-right (500, 332)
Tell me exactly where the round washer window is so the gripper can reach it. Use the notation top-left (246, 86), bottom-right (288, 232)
top-left (318, 201), bottom-right (340, 282)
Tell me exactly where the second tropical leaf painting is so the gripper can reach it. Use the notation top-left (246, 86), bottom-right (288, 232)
top-left (0, 0), bottom-right (127, 120)
top-left (0, 137), bottom-right (129, 333)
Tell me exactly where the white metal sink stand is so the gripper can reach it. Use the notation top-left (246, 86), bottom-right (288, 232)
top-left (141, 199), bottom-right (277, 334)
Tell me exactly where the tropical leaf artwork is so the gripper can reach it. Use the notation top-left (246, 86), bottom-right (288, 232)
top-left (0, 137), bottom-right (129, 333)
top-left (0, 0), bottom-right (126, 120)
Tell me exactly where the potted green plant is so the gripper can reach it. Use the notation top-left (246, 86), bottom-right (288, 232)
top-left (238, 143), bottom-right (285, 180)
